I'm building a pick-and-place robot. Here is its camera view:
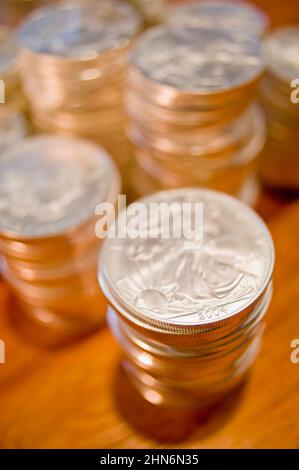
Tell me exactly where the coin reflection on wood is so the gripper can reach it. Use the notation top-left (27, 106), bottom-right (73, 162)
top-left (16, 0), bottom-right (141, 194)
top-left (0, 135), bottom-right (120, 343)
top-left (98, 188), bottom-right (275, 408)
top-left (126, 26), bottom-right (266, 205)
top-left (260, 26), bottom-right (299, 192)
top-left (0, 26), bottom-right (28, 156)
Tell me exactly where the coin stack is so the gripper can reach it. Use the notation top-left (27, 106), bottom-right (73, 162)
top-left (0, 135), bottom-right (120, 344)
top-left (0, 25), bottom-right (27, 156)
top-left (99, 188), bottom-right (274, 408)
top-left (17, 0), bottom-right (141, 189)
top-left (168, 0), bottom-right (269, 37)
top-left (128, 0), bottom-right (166, 25)
top-left (126, 26), bottom-right (266, 205)
top-left (259, 26), bottom-right (299, 192)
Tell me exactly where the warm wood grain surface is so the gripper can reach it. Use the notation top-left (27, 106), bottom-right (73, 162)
top-left (1, 0), bottom-right (299, 450)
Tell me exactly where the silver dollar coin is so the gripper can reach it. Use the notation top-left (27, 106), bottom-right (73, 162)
top-left (17, 0), bottom-right (141, 59)
top-left (130, 26), bottom-right (265, 93)
top-left (0, 135), bottom-right (120, 238)
top-left (99, 188), bottom-right (274, 328)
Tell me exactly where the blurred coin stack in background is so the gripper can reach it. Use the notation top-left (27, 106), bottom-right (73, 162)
top-left (0, 25), bottom-right (27, 157)
top-left (126, 26), bottom-right (266, 204)
top-left (259, 26), bottom-right (299, 192)
top-left (167, 0), bottom-right (269, 37)
top-left (99, 188), bottom-right (275, 408)
top-left (128, 0), bottom-right (166, 26)
top-left (0, 136), bottom-right (120, 345)
top-left (17, 0), bottom-right (141, 193)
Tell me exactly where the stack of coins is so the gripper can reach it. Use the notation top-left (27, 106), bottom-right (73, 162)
top-left (128, 0), bottom-right (166, 25)
top-left (168, 0), bottom-right (269, 37)
top-left (0, 135), bottom-right (120, 343)
top-left (0, 25), bottom-right (27, 156)
top-left (126, 26), bottom-right (266, 205)
top-left (259, 26), bottom-right (299, 192)
top-left (17, 0), bottom-right (141, 186)
top-left (99, 188), bottom-right (274, 408)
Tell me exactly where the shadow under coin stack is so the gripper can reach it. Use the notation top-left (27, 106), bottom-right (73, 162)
top-left (259, 26), bottom-right (299, 192)
top-left (17, 0), bottom-right (141, 192)
top-left (126, 26), bottom-right (266, 205)
top-left (0, 135), bottom-right (120, 344)
top-left (168, 0), bottom-right (269, 37)
top-left (0, 26), bottom-right (27, 157)
top-left (99, 189), bottom-right (274, 409)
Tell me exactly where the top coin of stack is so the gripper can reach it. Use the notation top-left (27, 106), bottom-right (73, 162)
top-left (99, 188), bottom-right (275, 408)
top-left (17, 0), bottom-right (141, 178)
top-left (168, 0), bottom-right (269, 37)
top-left (259, 26), bottom-right (299, 192)
top-left (126, 26), bottom-right (266, 204)
top-left (0, 135), bottom-right (120, 344)
top-left (0, 25), bottom-right (27, 155)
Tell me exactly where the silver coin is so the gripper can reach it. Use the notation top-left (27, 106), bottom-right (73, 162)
top-left (0, 135), bottom-right (120, 238)
top-left (168, 0), bottom-right (269, 37)
top-left (0, 26), bottom-right (18, 76)
top-left (17, 0), bottom-right (141, 59)
top-left (263, 26), bottom-right (299, 83)
top-left (99, 188), bottom-right (274, 329)
top-left (130, 26), bottom-right (265, 93)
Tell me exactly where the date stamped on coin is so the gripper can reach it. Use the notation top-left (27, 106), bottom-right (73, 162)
top-left (290, 339), bottom-right (299, 364)
top-left (290, 79), bottom-right (299, 104)
top-left (0, 339), bottom-right (5, 364)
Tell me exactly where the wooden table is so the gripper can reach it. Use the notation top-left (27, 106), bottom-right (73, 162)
top-left (1, 0), bottom-right (299, 451)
